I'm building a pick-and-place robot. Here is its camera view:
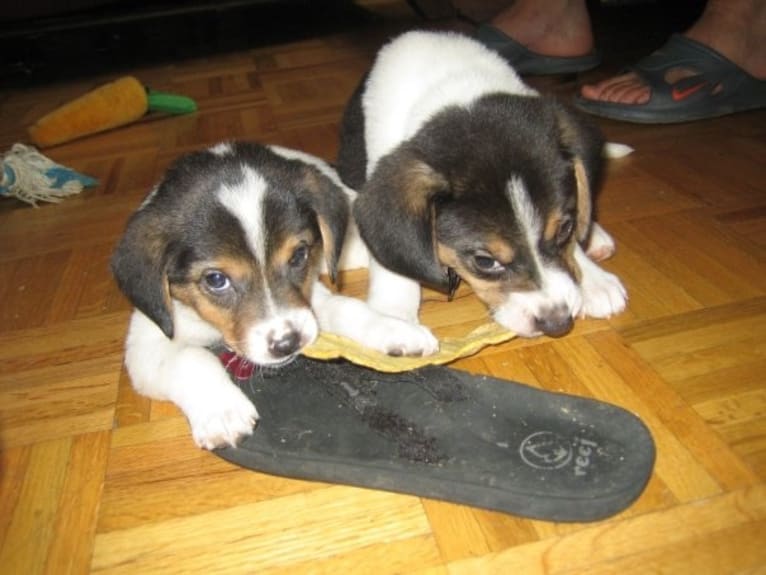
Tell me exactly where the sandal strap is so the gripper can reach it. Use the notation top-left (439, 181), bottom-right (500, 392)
top-left (629, 34), bottom-right (757, 102)
top-left (574, 33), bottom-right (766, 123)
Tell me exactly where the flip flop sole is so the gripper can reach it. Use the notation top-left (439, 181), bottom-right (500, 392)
top-left (574, 90), bottom-right (766, 124)
top-left (216, 357), bottom-right (655, 522)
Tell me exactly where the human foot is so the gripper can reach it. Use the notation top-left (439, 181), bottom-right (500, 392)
top-left (579, 0), bottom-right (766, 110)
top-left (476, 0), bottom-right (599, 75)
top-left (574, 34), bottom-right (766, 124)
top-left (580, 34), bottom-right (766, 106)
top-left (489, 0), bottom-right (594, 59)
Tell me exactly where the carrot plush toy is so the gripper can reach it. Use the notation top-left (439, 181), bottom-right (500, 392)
top-left (28, 75), bottom-right (197, 148)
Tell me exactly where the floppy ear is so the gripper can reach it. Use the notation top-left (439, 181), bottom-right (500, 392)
top-left (300, 167), bottom-right (350, 283)
top-left (353, 153), bottom-right (451, 291)
top-left (572, 157), bottom-right (593, 243)
top-left (553, 100), bottom-right (605, 242)
top-left (110, 208), bottom-right (175, 338)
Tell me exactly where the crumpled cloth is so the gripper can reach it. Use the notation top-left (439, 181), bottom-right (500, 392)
top-left (302, 322), bottom-right (515, 373)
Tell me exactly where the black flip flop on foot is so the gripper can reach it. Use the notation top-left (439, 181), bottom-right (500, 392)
top-left (215, 356), bottom-right (655, 522)
top-left (574, 34), bottom-right (766, 123)
top-left (476, 24), bottom-right (601, 76)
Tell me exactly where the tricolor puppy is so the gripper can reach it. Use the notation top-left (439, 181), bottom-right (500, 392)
top-left (337, 30), bottom-right (627, 343)
top-left (111, 142), bottom-right (434, 449)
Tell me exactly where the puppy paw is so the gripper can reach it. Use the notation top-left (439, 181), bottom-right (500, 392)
top-left (365, 317), bottom-right (439, 357)
top-left (585, 223), bottom-right (616, 262)
top-left (580, 267), bottom-right (628, 319)
top-left (186, 383), bottom-right (259, 450)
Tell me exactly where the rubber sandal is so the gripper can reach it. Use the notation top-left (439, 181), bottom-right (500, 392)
top-left (574, 34), bottom-right (766, 124)
top-left (476, 24), bottom-right (601, 76)
top-left (215, 356), bottom-right (655, 522)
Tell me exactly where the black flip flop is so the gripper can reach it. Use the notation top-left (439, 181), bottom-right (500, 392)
top-left (574, 34), bottom-right (766, 124)
top-left (215, 356), bottom-right (655, 522)
top-left (476, 24), bottom-right (601, 76)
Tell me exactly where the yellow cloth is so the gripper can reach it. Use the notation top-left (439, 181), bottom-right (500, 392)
top-left (302, 322), bottom-right (515, 372)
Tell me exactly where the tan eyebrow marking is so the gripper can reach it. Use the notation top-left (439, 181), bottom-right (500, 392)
top-left (485, 234), bottom-right (515, 265)
top-left (271, 231), bottom-right (314, 267)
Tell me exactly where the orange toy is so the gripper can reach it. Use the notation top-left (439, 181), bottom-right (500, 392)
top-left (28, 76), bottom-right (197, 148)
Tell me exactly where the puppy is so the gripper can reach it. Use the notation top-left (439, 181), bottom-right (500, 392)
top-left (111, 142), bottom-right (435, 449)
top-left (337, 30), bottom-right (627, 343)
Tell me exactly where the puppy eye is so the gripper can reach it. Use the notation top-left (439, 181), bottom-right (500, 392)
top-left (556, 217), bottom-right (575, 245)
top-left (288, 244), bottom-right (310, 268)
top-left (203, 271), bottom-right (231, 292)
top-left (473, 254), bottom-right (504, 273)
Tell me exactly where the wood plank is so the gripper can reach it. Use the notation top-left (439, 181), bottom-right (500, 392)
top-left (585, 331), bottom-right (760, 491)
top-left (42, 432), bottom-right (111, 575)
top-left (0, 438), bottom-right (73, 574)
top-left (0, 354), bottom-right (120, 445)
top-left (256, 535), bottom-right (444, 575)
top-left (91, 487), bottom-right (431, 573)
top-left (556, 519), bottom-right (766, 575)
top-left (445, 484), bottom-right (766, 575)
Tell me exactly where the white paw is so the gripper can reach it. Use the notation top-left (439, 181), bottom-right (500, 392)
top-left (585, 222), bottom-right (616, 262)
top-left (364, 316), bottom-right (439, 357)
top-left (186, 382), bottom-right (259, 450)
top-left (580, 267), bottom-right (628, 319)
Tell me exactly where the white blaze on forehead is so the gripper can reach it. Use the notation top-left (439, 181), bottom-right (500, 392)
top-left (213, 163), bottom-right (320, 363)
top-left (507, 176), bottom-right (543, 272)
top-left (496, 176), bottom-right (582, 334)
top-left (216, 165), bottom-right (275, 314)
top-left (217, 165), bottom-right (269, 262)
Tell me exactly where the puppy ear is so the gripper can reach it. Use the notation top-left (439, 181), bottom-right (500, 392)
top-left (572, 157), bottom-right (593, 242)
top-left (300, 167), bottom-right (350, 283)
top-left (110, 208), bottom-right (175, 338)
top-left (354, 154), bottom-right (451, 291)
top-left (553, 101), bottom-right (605, 242)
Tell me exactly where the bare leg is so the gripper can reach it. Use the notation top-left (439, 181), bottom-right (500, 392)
top-left (488, 0), bottom-right (593, 58)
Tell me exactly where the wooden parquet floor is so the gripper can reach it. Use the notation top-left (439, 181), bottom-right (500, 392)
top-left (1, 3), bottom-right (765, 573)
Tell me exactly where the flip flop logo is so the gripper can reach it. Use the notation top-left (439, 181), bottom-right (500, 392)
top-left (520, 432), bottom-right (600, 476)
top-left (671, 80), bottom-right (708, 102)
top-left (519, 431), bottom-right (573, 470)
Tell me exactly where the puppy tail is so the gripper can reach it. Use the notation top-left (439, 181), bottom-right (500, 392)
top-left (603, 142), bottom-right (634, 159)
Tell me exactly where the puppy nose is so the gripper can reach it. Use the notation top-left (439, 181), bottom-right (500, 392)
top-left (535, 313), bottom-right (574, 338)
top-left (268, 330), bottom-right (302, 357)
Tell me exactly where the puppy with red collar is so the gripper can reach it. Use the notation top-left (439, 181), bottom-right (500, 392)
top-left (337, 30), bottom-right (627, 344)
top-left (111, 142), bottom-right (435, 449)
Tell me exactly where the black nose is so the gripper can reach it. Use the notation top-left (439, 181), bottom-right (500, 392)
top-left (535, 313), bottom-right (574, 338)
top-left (269, 330), bottom-right (302, 357)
